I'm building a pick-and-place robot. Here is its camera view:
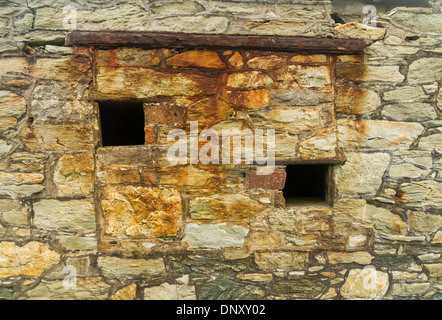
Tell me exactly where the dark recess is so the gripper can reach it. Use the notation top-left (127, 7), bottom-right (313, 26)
top-left (283, 165), bottom-right (329, 202)
top-left (99, 101), bottom-right (145, 147)
top-left (331, 13), bottom-right (346, 24)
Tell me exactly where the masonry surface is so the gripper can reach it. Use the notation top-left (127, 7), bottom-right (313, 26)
top-left (0, 0), bottom-right (441, 300)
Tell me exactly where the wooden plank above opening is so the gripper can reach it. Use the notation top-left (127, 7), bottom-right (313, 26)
top-left (66, 30), bottom-right (366, 54)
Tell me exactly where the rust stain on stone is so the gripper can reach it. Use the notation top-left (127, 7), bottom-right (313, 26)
top-left (395, 190), bottom-right (404, 200)
top-left (248, 171), bottom-right (286, 190)
top-left (220, 89), bottom-right (270, 109)
top-left (101, 185), bottom-right (181, 238)
top-left (145, 104), bottom-right (188, 124)
top-left (336, 84), bottom-right (368, 114)
top-left (104, 49), bottom-right (119, 67)
top-left (188, 97), bottom-right (234, 125)
top-left (166, 50), bottom-right (227, 69)
top-left (61, 56), bottom-right (91, 81)
top-left (144, 126), bottom-right (156, 144)
top-left (387, 124), bottom-right (412, 147)
top-left (353, 117), bottom-right (369, 135)
top-left (336, 62), bottom-right (367, 83)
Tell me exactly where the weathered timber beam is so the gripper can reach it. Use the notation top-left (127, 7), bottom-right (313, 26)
top-left (66, 30), bottom-right (366, 54)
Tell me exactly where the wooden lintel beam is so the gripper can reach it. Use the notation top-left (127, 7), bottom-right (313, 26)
top-left (66, 30), bottom-right (366, 54)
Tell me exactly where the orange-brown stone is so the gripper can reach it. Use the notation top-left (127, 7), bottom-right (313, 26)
top-left (221, 89), bottom-right (269, 109)
top-left (95, 67), bottom-right (218, 99)
top-left (54, 153), bottom-right (95, 197)
top-left (247, 55), bottom-right (286, 70)
top-left (144, 126), bottom-right (156, 144)
top-left (97, 165), bottom-right (142, 184)
top-left (145, 104), bottom-right (188, 124)
top-left (290, 54), bottom-right (328, 64)
top-left (166, 50), bottom-right (226, 69)
top-left (248, 171), bottom-right (286, 190)
top-left (336, 84), bottom-right (380, 115)
top-left (20, 123), bottom-right (94, 152)
top-left (101, 185), bottom-right (181, 238)
top-left (188, 97), bottom-right (234, 124)
top-left (96, 48), bottom-right (162, 67)
top-left (0, 241), bottom-right (60, 278)
top-left (228, 51), bottom-right (244, 69)
top-left (226, 71), bottom-right (273, 88)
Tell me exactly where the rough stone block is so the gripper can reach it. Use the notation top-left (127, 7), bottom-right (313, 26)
top-left (365, 205), bottom-right (407, 235)
top-left (272, 278), bottom-right (324, 297)
top-left (145, 104), bottom-right (187, 124)
top-left (246, 55), bottom-right (286, 70)
top-left (33, 199), bottom-right (96, 234)
top-left (299, 127), bottom-right (338, 159)
top-left (20, 123), bottom-right (95, 152)
top-left (382, 103), bottom-right (436, 121)
top-left (334, 152), bottom-right (390, 195)
top-left (0, 172), bottom-right (44, 197)
top-left (98, 256), bottom-right (165, 277)
top-left (340, 268), bottom-right (389, 299)
top-left (383, 86), bottom-right (427, 102)
top-left (0, 241), bottom-right (59, 278)
top-left (389, 163), bottom-right (430, 179)
top-left (57, 235), bottom-right (97, 252)
top-left (187, 97), bottom-right (234, 124)
top-left (392, 283), bottom-right (430, 296)
top-left (144, 283), bottom-right (196, 300)
top-left (95, 67), bottom-right (218, 99)
top-left (30, 81), bottom-right (93, 121)
top-left (254, 251), bottom-right (308, 270)
top-left (424, 264), bottom-right (442, 278)
top-left (409, 58), bottom-right (442, 83)
top-left (101, 185), bottom-right (181, 238)
top-left (250, 106), bottom-right (322, 133)
top-left (226, 71), bottom-right (273, 88)
top-left (189, 194), bottom-right (263, 220)
top-left (158, 166), bottom-right (219, 188)
top-left (0, 91), bottom-right (26, 130)
top-left (153, 16), bottom-right (229, 33)
top-left (248, 171), bottom-right (286, 190)
top-left (96, 48), bottom-right (162, 67)
top-left (110, 284), bottom-right (137, 301)
top-left (35, 4), bottom-right (150, 31)
top-left (337, 64), bottom-right (404, 84)
top-left (290, 54), bottom-right (328, 64)
top-left (335, 22), bottom-right (386, 40)
top-left (337, 119), bottom-right (423, 150)
top-left (9, 152), bottom-right (48, 172)
top-left (151, 1), bottom-right (204, 15)
top-left (97, 165), bottom-right (142, 185)
top-left (336, 85), bottom-right (380, 115)
top-left (166, 50), bottom-right (226, 69)
top-left (392, 11), bottom-right (442, 34)
top-left (270, 89), bottom-right (332, 106)
top-left (409, 211), bottom-right (442, 233)
top-left (182, 223), bottom-right (249, 249)
top-left (220, 89), bottom-right (269, 109)
top-left (398, 181), bottom-right (442, 209)
top-left (200, 279), bottom-right (263, 300)
top-left (27, 278), bottom-right (110, 300)
top-left (54, 153), bottom-right (95, 197)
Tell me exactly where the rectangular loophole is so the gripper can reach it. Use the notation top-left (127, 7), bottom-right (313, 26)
top-left (98, 101), bottom-right (145, 147)
top-left (283, 164), bottom-right (330, 206)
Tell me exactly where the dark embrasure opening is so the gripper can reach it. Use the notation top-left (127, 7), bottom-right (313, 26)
top-left (99, 101), bottom-right (145, 147)
top-left (283, 164), bottom-right (330, 205)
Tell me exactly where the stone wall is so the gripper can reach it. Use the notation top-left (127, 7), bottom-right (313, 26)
top-left (0, 0), bottom-right (441, 300)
